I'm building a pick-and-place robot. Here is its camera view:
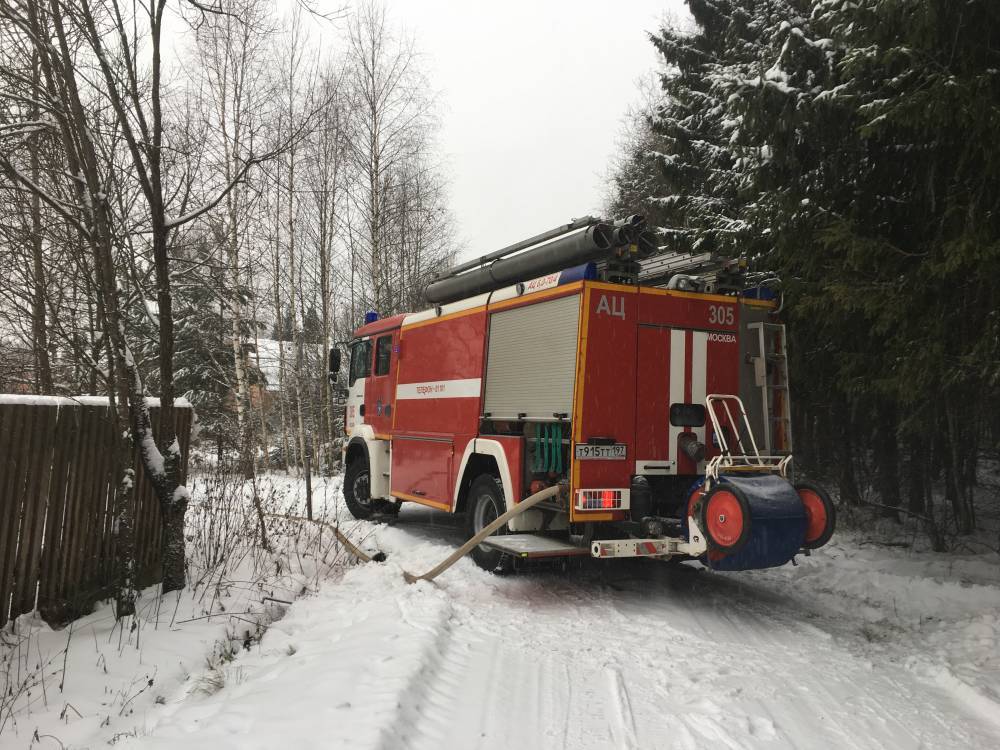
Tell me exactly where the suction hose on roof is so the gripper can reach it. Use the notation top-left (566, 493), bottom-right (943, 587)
top-left (424, 225), bottom-right (613, 304)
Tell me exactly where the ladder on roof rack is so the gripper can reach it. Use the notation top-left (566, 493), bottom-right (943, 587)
top-left (747, 322), bottom-right (792, 455)
top-left (633, 250), bottom-right (751, 293)
top-left (636, 251), bottom-right (721, 286)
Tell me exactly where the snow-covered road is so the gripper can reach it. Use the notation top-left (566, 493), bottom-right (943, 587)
top-left (131, 506), bottom-right (1000, 750)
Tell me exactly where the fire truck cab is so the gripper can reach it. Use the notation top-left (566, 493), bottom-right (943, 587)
top-left (336, 217), bottom-right (835, 573)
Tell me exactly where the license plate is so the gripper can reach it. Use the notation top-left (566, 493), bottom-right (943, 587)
top-left (574, 443), bottom-right (627, 460)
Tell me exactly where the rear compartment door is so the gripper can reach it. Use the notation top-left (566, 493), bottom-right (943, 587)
top-left (571, 286), bottom-right (638, 517)
top-left (634, 326), bottom-right (711, 476)
top-left (634, 326), bottom-right (672, 473)
top-left (483, 293), bottom-right (580, 420)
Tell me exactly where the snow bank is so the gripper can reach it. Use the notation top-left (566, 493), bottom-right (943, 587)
top-left (0, 474), bottom-right (354, 748)
top-left (736, 531), bottom-right (1000, 742)
top-left (127, 567), bottom-right (453, 749)
top-left (749, 534), bottom-right (1000, 625)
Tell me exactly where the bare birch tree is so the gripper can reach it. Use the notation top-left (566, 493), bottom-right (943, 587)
top-left (194, 0), bottom-right (276, 477)
top-left (0, 0), bottom-right (283, 606)
top-left (343, 1), bottom-right (454, 316)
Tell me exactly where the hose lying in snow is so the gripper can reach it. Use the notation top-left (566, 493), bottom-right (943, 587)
top-left (403, 485), bottom-right (560, 584)
top-left (264, 513), bottom-right (384, 563)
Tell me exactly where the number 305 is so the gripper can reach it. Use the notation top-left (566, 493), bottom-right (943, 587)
top-left (708, 304), bottom-right (734, 325)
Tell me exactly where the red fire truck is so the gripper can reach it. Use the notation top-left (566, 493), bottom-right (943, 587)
top-left (332, 216), bottom-right (835, 572)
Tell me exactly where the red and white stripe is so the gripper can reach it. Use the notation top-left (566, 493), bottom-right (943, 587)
top-left (668, 329), bottom-right (708, 467)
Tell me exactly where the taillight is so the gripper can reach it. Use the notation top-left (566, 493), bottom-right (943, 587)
top-left (576, 489), bottom-right (630, 510)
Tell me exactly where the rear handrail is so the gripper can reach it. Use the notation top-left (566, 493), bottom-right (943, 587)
top-left (705, 394), bottom-right (792, 481)
top-left (706, 393), bottom-right (761, 459)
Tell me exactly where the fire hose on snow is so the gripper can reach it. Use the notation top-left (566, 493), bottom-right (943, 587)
top-left (402, 485), bottom-right (559, 584)
top-left (264, 512), bottom-right (385, 563)
top-left (268, 485), bottom-right (560, 583)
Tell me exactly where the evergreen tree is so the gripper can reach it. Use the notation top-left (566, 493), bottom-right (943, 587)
top-left (798, 0), bottom-right (1000, 533)
top-left (610, 0), bottom-right (1000, 538)
top-left (303, 304), bottom-right (323, 345)
top-left (133, 238), bottom-right (263, 456)
top-left (611, 1), bottom-right (812, 256)
top-left (282, 305), bottom-right (295, 342)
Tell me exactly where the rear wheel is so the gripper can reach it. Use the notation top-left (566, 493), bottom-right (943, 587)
top-left (701, 484), bottom-right (752, 554)
top-left (795, 481), bottom-right (836, 549)
top-left (466, 474), bottom-right (513, 573)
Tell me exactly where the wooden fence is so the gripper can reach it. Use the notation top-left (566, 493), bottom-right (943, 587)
top-left (0, 396), bottom-right (193, 627)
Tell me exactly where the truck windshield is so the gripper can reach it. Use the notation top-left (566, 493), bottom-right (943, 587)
top-left (349, 340), bottom-right (372, 385)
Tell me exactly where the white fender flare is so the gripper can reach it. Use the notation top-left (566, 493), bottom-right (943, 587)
top-left (344, 425), bottom-right (391, 500)
top-left (452, 438), bottom-right (543, 532)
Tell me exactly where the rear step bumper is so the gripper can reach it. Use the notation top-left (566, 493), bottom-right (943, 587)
top-left (481, 532), bottom-right (706, 560)
top-left (480, 534), bottom-right (591, 559)
top-left (592, 539), bottom-right (671, 558)
top-left (591, 534), bottom-right (706, 559)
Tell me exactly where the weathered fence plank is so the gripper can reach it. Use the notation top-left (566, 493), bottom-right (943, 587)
top-left (14, 405), bottom-right (56, 617)
top-left (37, 406), bottom-right (74, 616)
top-left (59, 405), bottom-right (98, 619)
top-left (0, 405), bottom-right (27, 623)
top-left (0, 404), bottom-right (33, 625)
top-left (0, 397), bottom-right (193, 627)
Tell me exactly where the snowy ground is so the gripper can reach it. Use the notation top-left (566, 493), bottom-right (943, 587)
top-left (3, 475), bottom-right (999, 749)
top-left (0, 474), bottom-right (355, 749)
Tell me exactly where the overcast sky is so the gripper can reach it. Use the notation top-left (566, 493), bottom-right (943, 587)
top-left (362, 0), bottom-right (689, 262)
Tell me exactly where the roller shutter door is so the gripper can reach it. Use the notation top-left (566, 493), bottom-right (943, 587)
top-left (483, 294), bottom-right (580, 420)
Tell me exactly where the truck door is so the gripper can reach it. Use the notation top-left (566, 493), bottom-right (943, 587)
top-left (634, 326), bottom-right (709, 476)
top-left (365, 332), bottom-right (397, 436)
top-left (345, 338), bottom-right (371, 434)
top-left (635, 326), bottom-right (672, 473)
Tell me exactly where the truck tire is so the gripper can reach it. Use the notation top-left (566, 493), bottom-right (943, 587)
top-left (701, 484), bottom-right (752, 554)
top-left (343, 456), bottom-right (396, 520)
top-left (466, 474), bottom-right (513, 573)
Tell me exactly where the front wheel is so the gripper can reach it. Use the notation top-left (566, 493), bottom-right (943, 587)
top-left (466, 474), bottom-right (513, 573)
top-left (343, 457), bottom-right (396, 520)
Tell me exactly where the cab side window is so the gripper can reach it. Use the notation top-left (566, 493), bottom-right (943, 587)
top-left (375, 335), bottom-right (393, 376)
top-left (349, 340), bottom-right (372, 385)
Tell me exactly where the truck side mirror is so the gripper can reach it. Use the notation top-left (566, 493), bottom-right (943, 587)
top-left (328, 347), bottom-right (341, 385)
top-left (335, 387), bottom-right (348, 405)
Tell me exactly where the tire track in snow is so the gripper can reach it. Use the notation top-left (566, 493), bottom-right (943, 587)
top-left (393, 601), bottom-right (581, 750)
top-left (607, 667), bottom-right (638, 750)
top-left (373, 592), bottom-right (470, 750)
